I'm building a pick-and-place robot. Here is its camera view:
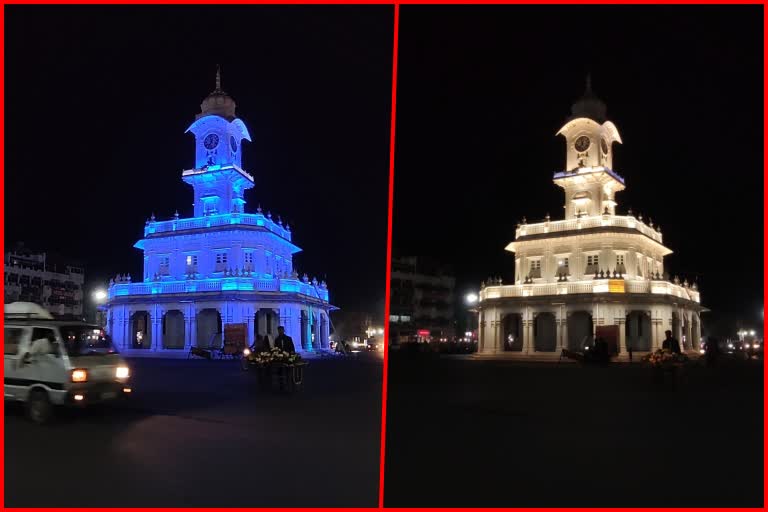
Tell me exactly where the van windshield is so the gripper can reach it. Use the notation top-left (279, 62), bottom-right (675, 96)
top-left (60, 326), bottom-right (118, 356)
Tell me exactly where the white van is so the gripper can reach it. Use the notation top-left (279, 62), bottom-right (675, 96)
top-left (4, 303), bottom-right (131, 423)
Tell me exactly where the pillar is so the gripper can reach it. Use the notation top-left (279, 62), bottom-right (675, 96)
top-left (521, 309), bottom-right (531, 354)
top-left (651, 311), bottom-right (661, 351)
top-left (246, 306), bottom-right (255, 348)
top-left (152, 307), bottom-right (163, 351)
top-left (323, 313), bottom-right (330, 348)
top-left (556, 307), bottom-right (567, 352)
top-left (618, 316), bottom-right (626, 355)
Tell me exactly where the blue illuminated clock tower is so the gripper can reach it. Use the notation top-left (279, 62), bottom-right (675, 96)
top-left (106, 68), bottom-right (334, 355)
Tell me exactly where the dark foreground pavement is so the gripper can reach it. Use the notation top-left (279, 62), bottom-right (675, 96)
top-left (5, 354), bottom-right (382, 507)
top-left (384, 353), bottom-right (763, 507)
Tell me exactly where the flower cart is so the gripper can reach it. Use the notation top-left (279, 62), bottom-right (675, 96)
top-left (241, 347), bottom-right (308, 393)
top-left (643, 349), bottom-right (689, 390)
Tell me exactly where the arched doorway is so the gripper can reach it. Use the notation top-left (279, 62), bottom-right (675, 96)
top-left (255, 308), bottom-right (279, 343)
top-left (567, 311), bottom-right (593, 351)
top-left (534, 312), bottom-right (557, 352)
top-left (196, 309), bottom-right (222, 348)
top-left (502, 313), bottom-right (523, 351)
top-left (163, 310), bottom-right (185, 349)
top-left (130, 311), bottom-right (151, 349)
top-left (626, 311), bottom-right (651, 351)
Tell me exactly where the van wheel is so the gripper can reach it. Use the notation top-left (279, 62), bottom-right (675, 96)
top-left (27, 389), bottom-right (53, 424)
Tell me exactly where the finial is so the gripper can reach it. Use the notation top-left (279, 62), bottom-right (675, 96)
top-left (215, 64), bottom-right (222, 91)
top-left (257, 204), bottom-right (262, 213)
top-left (174, 210), bottom-right (179, 219)
top-left (150, 212), bottom-right (156, 222)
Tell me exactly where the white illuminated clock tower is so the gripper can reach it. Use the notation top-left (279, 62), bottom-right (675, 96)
top-left (475, 78), bottom-right (706, 358)
top-left (554, 76), bottom-right (625, 219)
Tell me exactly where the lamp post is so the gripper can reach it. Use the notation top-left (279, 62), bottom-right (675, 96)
top-left (91, 288), bottom-right (108, 327)
top-left (464, 292), bottom-right (479, 341)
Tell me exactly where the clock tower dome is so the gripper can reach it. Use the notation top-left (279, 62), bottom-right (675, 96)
top-left (182, 66), bottom-right (254, 216)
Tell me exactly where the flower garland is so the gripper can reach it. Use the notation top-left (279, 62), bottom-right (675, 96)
top-left (642, 348), bottom-right (689, 368)
top-left (247, 346), bottom-right (303, 366)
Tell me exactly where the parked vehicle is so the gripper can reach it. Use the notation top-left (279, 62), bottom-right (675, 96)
top-left (4, 302), bottom-right (131, 424)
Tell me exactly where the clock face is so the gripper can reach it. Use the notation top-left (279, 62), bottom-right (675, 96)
top-left (203, 133), bottom-right (220, 150)
top-left (230, 136), bottom-right (238, 153)
top-left (574, 135), bottom-right (591, 152)
top-left (601, 138), bottom-right (609, 154)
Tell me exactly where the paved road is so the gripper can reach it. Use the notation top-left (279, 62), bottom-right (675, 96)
top-left (5, 354), bottom-right (382, 507)
top-left (384, 354), bottom-right (763, 507)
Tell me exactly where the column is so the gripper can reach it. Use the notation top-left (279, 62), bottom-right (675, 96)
top-left (184, 306), bottom-right (193, 349)
top-left (618, 317), bottom-right (626, 355)
top-left (478, 311), bottom-right (486, 352)
top-left (651, 311), bottom-right (661, 351)
top-left (123, 309), bottom-right (130, 350)
top-left (246, 306), bottom-right (255, 348)
top-left (152, 307), bottom-right (163, 351)
top-left (526, 312), bottom-right (535, 354)
top-left (323, 313), bottom-right (330, 348)
top-left (556, 307), bottom-right (567, 352)
top-left (190, 309), bottom-right (198, 348)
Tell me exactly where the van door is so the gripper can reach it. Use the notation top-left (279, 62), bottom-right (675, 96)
top-left (4, 326), bottom-right (29, 400)
top-left (14, 327), bottom-right (69, 403)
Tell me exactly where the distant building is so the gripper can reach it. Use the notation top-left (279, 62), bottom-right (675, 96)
top-left (332, 310), bottom-right (383, 344)
top-left (390, 256), bottom-right (456, 343)
top-left (4, 245), bottom-right (85, 319)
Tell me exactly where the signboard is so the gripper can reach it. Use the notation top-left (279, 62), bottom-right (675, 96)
top-left (224, 323), bottom-right (247, 355)
top-left (608, 279), bottom-right (626, 293)
top-left (417, 329), bottom-right (430, 337)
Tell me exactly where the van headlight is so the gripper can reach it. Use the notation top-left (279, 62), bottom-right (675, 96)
top-left (71, 369), bottom-right (88, 383)
top-left (115, 366), bottom-right (130, 379)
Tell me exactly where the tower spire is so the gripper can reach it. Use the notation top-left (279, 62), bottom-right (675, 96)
top-left (215, 64), bottom-right (222, 92)
top-left (585, 73), bottom-right (592, 95)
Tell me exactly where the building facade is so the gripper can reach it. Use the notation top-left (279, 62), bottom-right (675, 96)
top-left (390, 256), bottom-right (456, 343)
top-left (4, 245), bottom-right (85, 319)
top-left (477, 81), bottom-right (706, 355)
top-left (106, 70), bottom-right (334, 355)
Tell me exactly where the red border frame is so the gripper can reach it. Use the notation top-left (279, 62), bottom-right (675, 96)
top-left (2, 1), bottom-right (765, 511)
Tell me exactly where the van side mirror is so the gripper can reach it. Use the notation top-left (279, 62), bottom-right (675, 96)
top-left (49, 341), bottom-right (61, 358)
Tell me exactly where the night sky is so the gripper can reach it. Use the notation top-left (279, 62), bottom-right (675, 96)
top-left (6, 6), bottom-right (393, 316)
top-left (393, 5), bottom-right (763, 335)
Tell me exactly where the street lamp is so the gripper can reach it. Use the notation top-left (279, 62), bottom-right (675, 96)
top-left (465, 292), bottom-right (478, 305)
top-left (92, 289), bottom-right (107, 303)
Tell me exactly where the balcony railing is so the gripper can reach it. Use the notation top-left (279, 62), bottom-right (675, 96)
top-left (516, 215), bottom-right (663, 244)
top-left (144, 212), bottom-right (292, 241)
top-left (108, 276), bottom-right (329, 303)
top-left (480, 278), bottom-right (700, 303)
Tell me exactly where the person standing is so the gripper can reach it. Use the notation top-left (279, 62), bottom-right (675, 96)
top-left (274, 326), bottom-right (296, 354)
top-left (662, 330), bottom-right (681, 354)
